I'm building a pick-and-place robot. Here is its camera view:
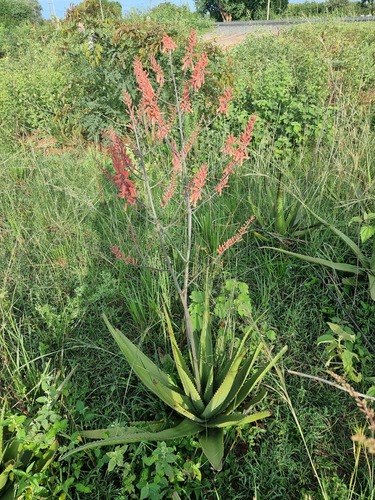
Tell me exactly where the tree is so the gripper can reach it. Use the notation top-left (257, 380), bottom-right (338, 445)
top-left (359, 0), bottom-right (374, 15)
top-left (195, 0), bottom-right (280, 21)
top-left (0, 0), bottom-right (42, 27)
top-left (65, 0), bottom-right (122, 25)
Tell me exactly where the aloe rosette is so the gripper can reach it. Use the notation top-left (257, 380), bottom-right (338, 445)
top-left (61, 304), bottom-right (286, 470)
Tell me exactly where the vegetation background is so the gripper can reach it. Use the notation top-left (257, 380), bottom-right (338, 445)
top-left (0, 0), bottom-right (374, 499)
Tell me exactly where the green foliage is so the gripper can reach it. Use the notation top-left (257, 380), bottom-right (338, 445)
top-left (317, 321), bottom-right (370, 383)
top-left (65, 0), bottom-right (122, 27)
top-left (0, 0), bottom-right (41, 28)
top-left (0, 373), bottom-right (68, 499)
top-left (195, 0), bottom-right (270, 21)
top-left (0, 17), bottom-right (374, 499)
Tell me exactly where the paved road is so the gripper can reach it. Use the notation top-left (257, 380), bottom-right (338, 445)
top-left (204, 15), bottom-right (375, 48)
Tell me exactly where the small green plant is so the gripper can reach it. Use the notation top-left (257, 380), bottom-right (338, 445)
top-left (266, 207), bottom-right (375, 300)
top-left (0, 373), bottom-right (69, 500)
top-left (318, 322), bottom-right (366, 383)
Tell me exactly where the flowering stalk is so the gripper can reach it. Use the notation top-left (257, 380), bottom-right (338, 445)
top-left (106, 32), bottom-right (257, 392)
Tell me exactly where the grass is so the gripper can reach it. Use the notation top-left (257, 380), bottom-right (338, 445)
top-left (1, 19), bottom-right (374, 499)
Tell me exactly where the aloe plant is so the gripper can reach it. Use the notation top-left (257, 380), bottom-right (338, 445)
top-left (265, 208), bottom-right (375, 301)
top-left (61, 296), bottom-right (286, 470)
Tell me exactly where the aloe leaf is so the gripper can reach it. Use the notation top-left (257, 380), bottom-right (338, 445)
top-left (0, 483), bottom-right (15, 500)
top-left (219, 344), bottom-right (263, 413)
top-left (203, 365), bottom-right (214, 405)
top-left (231, 346), bottom-right (287, 411)
top-left (286, 201), bottom-right (302, 229)
top-left (0, 464), bottom-right (14, 492)
top-left (103, 315), bottom-right (202, 422)
top-left (61, 419), bottom-right (204, 461)
top-left (265, 247), bottom-right (364, 275)
top-left (36, 439), bottom-right (58, 472)
top-left (199, 427), bottom-right (224, 471)
top-left (163, 306), bottom-right (204, 414)
top-left (275, 173), bottom-right (286, 235)
top-left (304, 208), bottom-right (370, 268)
top-left (207, 410), bottom-right (271, 428)
top-left (201, 350), bottom-right (248, 419)
top-left (243, 388), bottom-right (267, 411)
top-left (80, 422), bottom-right (162, 440)
top-left (214, 327), bottom-right (255, 391)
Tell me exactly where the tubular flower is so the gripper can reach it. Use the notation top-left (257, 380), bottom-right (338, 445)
top-left (222, 134), bottom-right (237, 157)
top-left (216, 161), bottom-right (236, 196)
top-left (180, 82), bottom-right (192, 113)
top-left (161, 33), bottom-right (177, 53)
top-left (217, 216), bottom-right (255, 256)
top-left (134, 57), bottom-right (166, 135)
top-left (190, 53), bottom-right (209, 92)
top-left (106, 129), bottom-right (137, 208)
top-left (216, 115), bottom-right (257, 195)
top-left (233, 114), bottom-right (257, 163)
top-left (160, 173), bottom-right (177, 208)
top-left (182, 30), bottom-right (197, 71)
top-left (111, 245), bottom-right (138, 265)
top-left (181, 125), bottom-right (200, 160)
top-left (217, 87), bottom-right (233, 116)
top-left (189, 163), bottom-right (208, 207)
top-left (150, 55), bottom-right (165, 86)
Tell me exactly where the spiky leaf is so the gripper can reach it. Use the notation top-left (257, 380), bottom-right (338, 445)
top-left (61, 419), bottom-right (204, 461)
top-left (201, 350), bottom-right (247, 419)
top-left (163, 306), bottom-right (204, 413)
top-left (231, 346), bottom-right (287, 411)
top-left (207, 410), bottom-right (270, 428)
top-left (103, 315), bottom-right (202, 422)
top-left (265, 247), bottom-right (363, 275)
top-left (199, 427), bottom-right (224, 470)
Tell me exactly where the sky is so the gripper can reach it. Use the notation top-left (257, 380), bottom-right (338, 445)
top-left (40, 0), bottom-right (196, 19)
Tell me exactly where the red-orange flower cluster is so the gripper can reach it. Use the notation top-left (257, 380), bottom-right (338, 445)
top-left (182, 30), bottom-right (197, 71)
top-left (189, 163), bottom-right (208, 207)
top-left (217, 216), bottom-right (255, 256)
top-left (216, 115), bottom-right (257, 195)
top-left (106, 129), bottom-right (137, 208)
top-left (161, 33), bottom-right (177, 53)
top-left (217, 87), bottom-right (233, 116)
top-left (190, 53), bottom-right (209, 92)
top-left (150, 55), bottom-right (164, 86)
top-left (111, 244), bottom-right (138, 265)
top-left (180, 82), bottom-right (192, 113)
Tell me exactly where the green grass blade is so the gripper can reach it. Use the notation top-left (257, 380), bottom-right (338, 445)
top-left (61, 419), bottom-right (204, 461)
top-left (0, 403), bottom-right (5, 465)
top-left (163, 305), bottom-right (205, 413)
top-left (264, 247), bottom-right (364, 275)
top-left (103, 314), bottom-right (202, 422)
top-left (199, 427), bottom-right (224, 471)
top-left (207, 410), bottom-right (271, 428)
top-left (368, 273), bottom-right (375, 301)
